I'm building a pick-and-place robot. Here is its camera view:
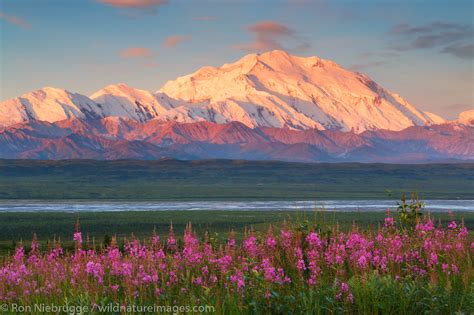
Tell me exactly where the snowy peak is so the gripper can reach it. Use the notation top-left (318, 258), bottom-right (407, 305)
top-left (90, 83), bottom-right (171, 122)
top-left (0, 50), bottom-right (449, 132)
top-left (0, 87), bottom-right (101, 127)
top-left (158, 50), bottom-right (444, 132)
top-left (457, 109), bottom-right (474, 125)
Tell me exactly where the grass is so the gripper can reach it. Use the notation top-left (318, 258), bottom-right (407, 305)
top-left (0, 159), bottom-right (473, 200)
top-left (0, 211), bottom-right (472, 314)
top-left (1, 210), bottom-right (473, 257)
top-left (1, 159), bottom-right (473, 312)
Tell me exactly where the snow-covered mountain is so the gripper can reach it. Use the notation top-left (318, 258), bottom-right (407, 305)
top-left (457, 109), bottom-right (474, 126)
top-left (90, 83), bottom-right (172, 122)
top-left (158, 50), bottom-right (444, 132)
top-left (0, 87), bottom-right (102, 128)
top-left (0, 50), bottom-right (447, 132)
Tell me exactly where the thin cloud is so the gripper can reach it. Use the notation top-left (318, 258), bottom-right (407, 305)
top-left (98, 0), bottom-right (167, 15)
top-left (119, 47), bottom-right (157, 68)
top-left (441, 44), bottom-right (474, 60)
top-left (192, 16), bottom-right (217, 21)
top-left (350, 60), bottom-right (389, 71)
top-left (163, 35), bottom-right (191, 48)
top-left (0, 11), bottom-right (31, 29)
top-left (358, 51), bottom-right (399, 59)
top-left (389, 21), bottom-right (473, 59)
top-left (234, 20), bottom-right (309, 53)
top-left (350, 51), bottom-right (400, 70)
top-left (98, 0), bottom-right (167, 8)
top-left (390, 22), bottom-right (469, 35)
top-left (120, 47), bottom-right (154, 58)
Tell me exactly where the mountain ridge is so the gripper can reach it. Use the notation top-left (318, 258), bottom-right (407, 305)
top-left (1, 50), bottom-right (451, 132)
top-left (1, 118), bottom-right (472, 162)
top-left (1, 50), bottom-right (471, 162)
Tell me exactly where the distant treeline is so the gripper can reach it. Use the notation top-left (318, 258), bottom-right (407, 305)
top-left (0, 159), bottom-right (473, 200)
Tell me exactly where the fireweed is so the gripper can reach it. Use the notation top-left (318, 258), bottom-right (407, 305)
top-left (0, 217), bottom-right (473, 314)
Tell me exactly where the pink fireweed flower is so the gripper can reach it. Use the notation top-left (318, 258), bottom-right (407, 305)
top-left (348, 293), bottom-right (354, 304)
top-left (442, 263), bottom-right (449, 273)
top-left (13, 246), bottom-right (25, 263)
top-left (168, 271), bottom-right (178, 285)
top-left (167, 224), bottom-right (177, 250)
top-left (376, 233), bottom-right (384, 242)
top-left (227, 237), bottom-right (236, 248)
top-left (416, 219), bottom-right (434, 232)
top-left (357, 254), bottom-right (368, 269)
top-left (230, 271), bottom-right (245, 289)
top-left (306, 232), bottom-right (322, 248)
top-left (216, 255), bottom-right (233, 272)
top-left (280, 229), bottom-right (292, 249)
top-left (384, 216), bottom-right (395, 228)
top-left (151, 234), bottom-right (160, 247)
top-left (295, 247), bottom-right (304, 259)
top-left (167, 234), bottom-right (176, 248)
top-left (30, 235), bottom-right (40, 253)
top-left (346, 233), bottom-right (369, 249)
top-left (85, 261), bottom-right (104, 283)
top-left (340, 282), bottom-right (349, 293)
top-left (73, 232), bottom-right (82, 244)
top-left (121, 262), bottom-right (133, 278)
top-left (264, 266), bottom-right (276, 282)
top-left (184, 231), bottom-right (199, 247)
top-left (107, 247), bottom-right (121, 260)
top-left (210, 275), bottom-right (218, 284)
top-left (266, 235), bottom-right (277, 249)
top-left (308, 275), bottom-right (317, 286)
top-left (448, 221), bottom-right (457, 230)
top-left (204, 242), bottom-right (213, 257)
top-left (296, 259), bottom-right (306, 271)
top-left (428, 252), bottom-right (438, 267)
top-left (183, 247), bottom-right (203, 265)
top-left (451, 264), bottom-right (459, 274)
top-left (457, 227), bottom-right (468, 239)
top-left (1, 215), bottom-right (471, 308)
top-left (193, 277), bottom-right (203, 285)
top-left (243, 235), bottom-right (258, 256)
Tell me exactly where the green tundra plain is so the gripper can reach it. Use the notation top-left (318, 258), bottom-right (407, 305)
top-left (0, 159), bottom-right (473, 200)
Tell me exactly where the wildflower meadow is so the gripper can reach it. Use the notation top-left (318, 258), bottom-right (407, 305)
top-left (1, 211), bottom-right (473, 314)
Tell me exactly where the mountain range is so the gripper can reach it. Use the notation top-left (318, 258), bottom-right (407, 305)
top-left (1, 50), bottom-right (472, 162)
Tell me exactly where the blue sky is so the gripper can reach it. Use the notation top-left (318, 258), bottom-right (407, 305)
top-left (1, 0), bottom-right (472, 119)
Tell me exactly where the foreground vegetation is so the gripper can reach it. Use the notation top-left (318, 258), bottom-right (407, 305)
top-left (1, 210), bottom-right (474, 256)
top-left (1, 210), bottom-right (473, 314)
top-left (1, 159), bottom-right (473, 200)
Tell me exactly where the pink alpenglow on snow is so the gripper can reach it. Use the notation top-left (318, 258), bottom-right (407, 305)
top-left (0, 51), bottom-right (446, 131)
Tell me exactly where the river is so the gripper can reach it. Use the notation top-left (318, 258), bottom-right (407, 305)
top-left (0, 199), bottom-right (472, 212)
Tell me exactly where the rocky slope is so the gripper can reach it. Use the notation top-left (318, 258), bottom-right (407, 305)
top-left (1, 118), bottom-right (472, 162)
